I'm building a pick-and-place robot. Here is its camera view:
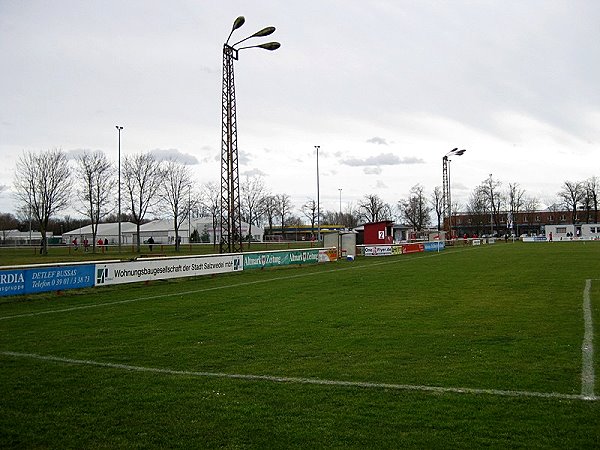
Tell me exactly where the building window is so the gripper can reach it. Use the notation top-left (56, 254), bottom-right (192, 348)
top-left (548, 215), bottom-right (554, 222)
top-left (535, 215), bottom-right (541, 222)
top-left (557, 227), bottom-right (567, 234)
top-left (560, 215), bottom-right (566, 221)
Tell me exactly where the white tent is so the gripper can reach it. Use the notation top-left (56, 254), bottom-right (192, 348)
top-left (62, 222), bottom-right (137, 245)
top-left (139, 217), bottom-right (264, 244)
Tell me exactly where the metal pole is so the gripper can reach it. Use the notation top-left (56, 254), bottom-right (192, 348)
top-left (315, 145), bottom-right (320, 242)
top-left (490, 173), bottom-right (494, 235)
top-left (116, 125), bottom-right (123, 252)
top-left (448, 159), bottom-right (452, 236)
top-left (338, 188), bottom-right (342, 218)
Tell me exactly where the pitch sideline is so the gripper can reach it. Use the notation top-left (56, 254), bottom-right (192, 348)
top-left (1, 350), bottom-right (596, 402)
top-left (582, 279), bottom-right (595, 399)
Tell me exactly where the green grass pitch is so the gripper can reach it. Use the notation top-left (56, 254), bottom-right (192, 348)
top-left (1, 242), bottom-right (599, 448)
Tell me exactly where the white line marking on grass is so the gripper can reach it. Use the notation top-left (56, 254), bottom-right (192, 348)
top-left (1, 351), bottom-right (596, 402)
top-left (582, 279), bottom-right (595, 399)
top-left (0, 249), bottom-right (470, 321)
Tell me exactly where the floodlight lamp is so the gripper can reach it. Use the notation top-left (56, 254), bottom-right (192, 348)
top-left (251, 26), bottom-right (275, 38)
top-left (257, 42), bottom-right (280, 51)
top-left (232, 16), bottom-right (245, 31)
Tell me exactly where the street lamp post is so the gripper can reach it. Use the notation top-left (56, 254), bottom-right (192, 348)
top-left (116, 125), bottom-right (123, 252)
top-left (315, 145), bottom-right (320, 242)
top-left (442, 148), bottom-right (466, 238)
top-left (338, 188), bottom-right (342, 219)
top-left (220, 16), bottom-right (280, 254)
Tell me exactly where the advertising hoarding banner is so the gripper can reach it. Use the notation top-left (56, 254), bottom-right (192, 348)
top-left (318, 248), bottom-right (338, 262)
top-left (0, 265), bottom-right (95, 297)
top-left (243, 249), bottom-right (321, 269)
top-left (402, 243), bottom-right (425, 254)
top-left (424, 241), bottom-right (445, 252)
top-left (364, 246), bottom-right (392, 257)
top-left (95, 254), bottom-right (242, 286)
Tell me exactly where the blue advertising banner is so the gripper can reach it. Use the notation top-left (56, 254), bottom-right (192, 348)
top-left (0, 264), bottom-right (95, 297)
top-left (424, 242), bottom-right (445, 252)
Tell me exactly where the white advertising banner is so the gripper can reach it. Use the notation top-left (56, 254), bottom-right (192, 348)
top-left (95, 254), bottom-right (242, 286)
top-left (364, 246), bottom-right (392, 257)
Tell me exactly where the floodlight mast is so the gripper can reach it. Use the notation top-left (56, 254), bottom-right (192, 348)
top-left (220, 17), bottom-right (280, 254)
top-left (442, 148), bottom-right (466, 238)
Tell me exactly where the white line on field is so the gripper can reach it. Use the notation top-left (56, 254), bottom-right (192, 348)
top-left (582, 279), bottom-right (595, 399)
top-left (1, 350), bottom-right (595, 402)
top-left (0, 249), bottom-right (468, 321)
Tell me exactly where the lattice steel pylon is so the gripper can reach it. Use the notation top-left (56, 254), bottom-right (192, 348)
top-left (442, 154), bottom-right (450, 228)
top-left (220, 44), bottom-right (242, 254)
top-left (219, 17), bottom-right (280, 254)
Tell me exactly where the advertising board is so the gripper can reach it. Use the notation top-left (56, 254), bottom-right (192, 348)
top-left (318, 248), bottom-right (338, 262)
top-left (0, 264), bottom-right (95, 297)
top-left (424, 242), bottom-right (445, 252)
top-left (402, 243), bottom-right (425, 254)
top-left (243, 249), bottom-right (321, 269)
top-left (364, 246), bottom-right (392, 257)
top-left (95, 254), bottom-right (242, 286)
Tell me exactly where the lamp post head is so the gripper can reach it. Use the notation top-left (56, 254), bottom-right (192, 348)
top-left (232, 16), bottom-right (245, 31)
top-left (445, 147), bottom-right (466, 159)
top-left (228, 17), bottom-right (279, 51)
top-left (251, 26), bottom-right (275, 38)
top-left (256, 41), bottom-right (280, 51)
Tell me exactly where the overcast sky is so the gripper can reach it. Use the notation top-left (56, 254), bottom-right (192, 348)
top-left (1, 0), bottom-right (599, 218)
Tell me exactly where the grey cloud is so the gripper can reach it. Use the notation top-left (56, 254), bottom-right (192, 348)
top-left (238, 150), bottom-right (251, 165)
top-left (150, 149), bottom-right (199, 165)
top-left (66, 148), bottom-right (97, 160)
top-left (242, 168), bottom-right (266, 177)
top-left (364, 167), bottom-right (382, 175)
top-left (367, 137), bottom-right (389, 145)
top-left (341, 153), bottom-right (424, 167)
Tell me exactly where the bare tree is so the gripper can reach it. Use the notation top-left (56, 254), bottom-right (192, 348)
top-left (241, 174), bottom-right (266, 243)
top-left (13, 149), bottom-right (72, 254)
top-left (76, 151), bottom-right (115, 252)
top-left (399, 184), bottom-right (431, 231)
top-left (505, 182), bottom-right (525, 235)
top-left (466, 186), bottom-right (488, 236)
top-left (358, 194), bottom-right (391, 223)
top-left (558, 181), bottom-right (584, 224)
top-left (584, 177), bottom-right (599, 223)
top-left (122, 152), bottom-right (164, 251)
top-left (276, 193), bottom-right (292, 227)
top-left (430, 186), bottom-right (444, 231)
top-left (522, 196), bottom-right (540, 228)
top-left (261, 194), bottom-right (278, 237)
top-left (479, 174), bottom-right (503, 234)
top-left (302, 199), bottom-right (318, 237)
top-left (160, 160), bottom-right (193, 251)
top-left (200, 182), bottom-right (220, 246)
